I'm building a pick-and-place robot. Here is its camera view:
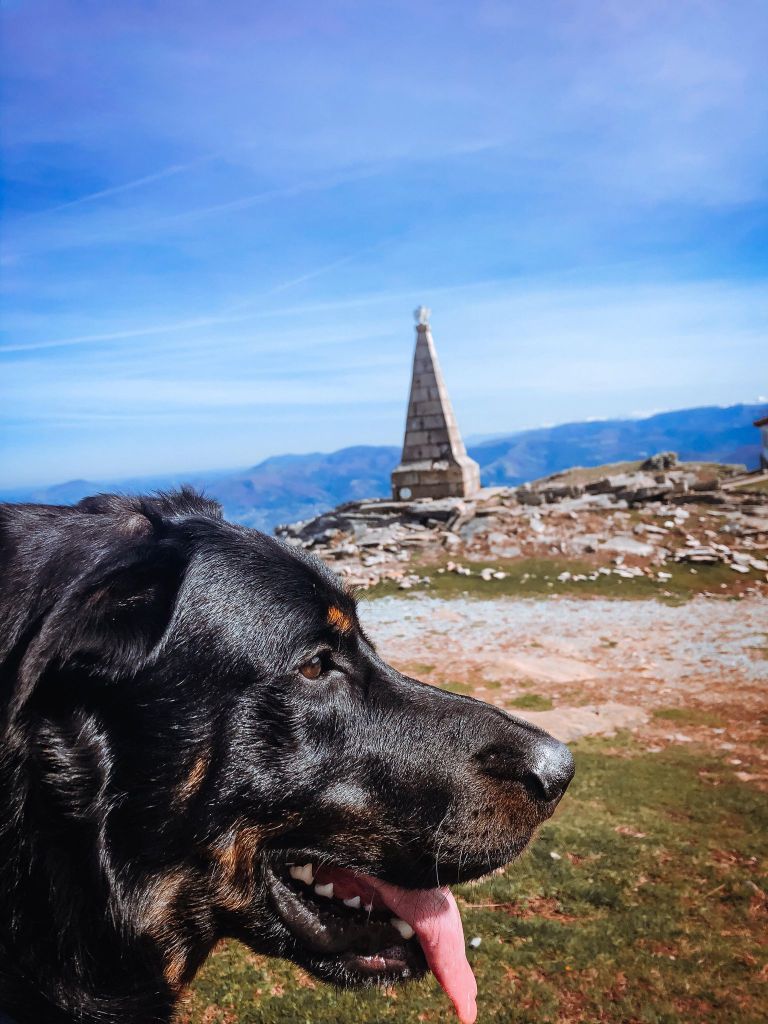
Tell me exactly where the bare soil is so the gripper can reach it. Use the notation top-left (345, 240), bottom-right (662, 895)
top-left (360, 594), bottom-right (768, 787)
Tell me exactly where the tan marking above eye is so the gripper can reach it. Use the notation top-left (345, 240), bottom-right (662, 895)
top-left (178, 754), bottom-right (209, 801)
top-left (327, 605), bottom-right (353, 633)
top-left (299, 656), bottom-right (323, 680)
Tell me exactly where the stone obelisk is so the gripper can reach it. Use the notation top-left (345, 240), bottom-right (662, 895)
top-left (391, 307), bottom-right (481, 501)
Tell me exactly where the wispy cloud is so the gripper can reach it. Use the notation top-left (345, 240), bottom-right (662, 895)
top-left (17, 155), bottom-right (216, 218)
top-left (0, 240), bottom-right (396, 352)
top-left (5, 138), bottom-right (507, 258)
top-left (2, 0), bottom-right (766, 484)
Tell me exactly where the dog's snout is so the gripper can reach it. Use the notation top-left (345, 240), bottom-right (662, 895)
top-left (477, 732), bottom-right (575, 803)
top-left (526, 734), bottom-right (575, 802)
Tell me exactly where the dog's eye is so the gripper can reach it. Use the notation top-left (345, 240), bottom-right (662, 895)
top-left (299, 655), bottom-right (325, 680)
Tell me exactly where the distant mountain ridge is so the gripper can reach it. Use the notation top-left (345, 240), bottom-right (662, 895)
top-left (2, 403), bottom-right (762, 533)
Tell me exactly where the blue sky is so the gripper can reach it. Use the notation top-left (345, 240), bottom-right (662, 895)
top-left (2, 0), bottom-right (767, 486)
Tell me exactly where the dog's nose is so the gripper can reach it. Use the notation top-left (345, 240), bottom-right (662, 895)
top-left (477, 732), bottom-right (575, 803)
top-left (526, 734), bottom-right (575, 802)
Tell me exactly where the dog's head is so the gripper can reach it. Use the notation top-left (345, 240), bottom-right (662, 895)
top-left (0, 490), bottom-right (573, 1023)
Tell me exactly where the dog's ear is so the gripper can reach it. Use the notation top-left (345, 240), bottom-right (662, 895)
top-left (12, 523), bottom-right (189, 715)
top-left (59, 538), bottom-right (187, 675)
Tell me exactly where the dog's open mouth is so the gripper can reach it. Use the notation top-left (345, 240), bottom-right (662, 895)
top-left (265, 855), bottom-right (478, 1024)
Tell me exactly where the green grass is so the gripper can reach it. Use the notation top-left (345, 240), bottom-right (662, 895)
top-left (362, 557), bottom-right (750, 603)
top-left (180, 740), bottom-right (768, 1024)
top-left (438, 680), bottom-right (474, 695)
top-left (508, 693), bottom-right (554, 712)
top-left (531, 460), bottom-right (643, 487)
top-left (653, 707), bottom-right (725, 728)
top-left (729, 477), bottom-right (768, 495)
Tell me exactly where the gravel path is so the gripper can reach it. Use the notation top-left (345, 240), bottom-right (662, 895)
top-left (360, 595), bottom-right (768, 692)
top-left (359, 596), bottom-right (768, 770)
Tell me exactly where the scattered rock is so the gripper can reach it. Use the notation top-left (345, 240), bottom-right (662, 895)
top-left (598, 535), bottom-right (655, 558)
top-left (274, 464), bottom-right (768, 590)
top-left (676, 546), bottom-right (721, 564)
top-left (641, 451), bottom-right (678, 471)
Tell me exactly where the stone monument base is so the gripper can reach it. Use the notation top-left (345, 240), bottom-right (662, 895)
top-left (391, 455), bottom-right (480, 501)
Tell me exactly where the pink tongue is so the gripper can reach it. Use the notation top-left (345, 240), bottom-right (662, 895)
top-left (363, 874), bottom-right (477, 1024)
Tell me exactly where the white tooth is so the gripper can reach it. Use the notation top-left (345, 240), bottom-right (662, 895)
top-left (343, 896), bottom-right (361, 909)
top-left (391, 917), bottom-right (415, 940)
top-left (364, 902), bottom-right (373, 913)
top-left (290, 864), bottom-right (314, 885)
top-left (314, 882), bottom-right (334, 898)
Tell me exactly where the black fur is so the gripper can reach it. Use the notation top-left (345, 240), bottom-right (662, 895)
top-left (0, 489), bottom-right (573, 1023)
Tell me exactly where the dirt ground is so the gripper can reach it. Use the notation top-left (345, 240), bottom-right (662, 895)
top-left (360, 594), bottom-right (768, 788)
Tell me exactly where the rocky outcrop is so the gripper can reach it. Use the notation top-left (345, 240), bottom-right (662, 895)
top-left (276, 459), bottom-right (768, 590)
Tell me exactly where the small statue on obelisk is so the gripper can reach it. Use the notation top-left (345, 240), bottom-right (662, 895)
top-left (391, 308), bottom-right (481, 501)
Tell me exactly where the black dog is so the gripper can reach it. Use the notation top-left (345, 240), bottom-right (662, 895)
top-left (0, 490), bottom-right (574, 1024)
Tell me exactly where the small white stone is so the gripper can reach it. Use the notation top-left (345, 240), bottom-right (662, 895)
top-left (469, 936), bottom-right (482, 948)
top-left (549, 850), bottom-right (562, 860)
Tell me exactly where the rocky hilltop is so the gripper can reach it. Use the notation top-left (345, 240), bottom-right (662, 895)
top-left (276, 455), bottom-right (768, 595)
